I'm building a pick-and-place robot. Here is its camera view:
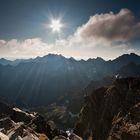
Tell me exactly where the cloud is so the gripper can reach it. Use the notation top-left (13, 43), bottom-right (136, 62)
top-left (0, 40), bottom-right (6, 45)
top-left (75, 8), bottom-right (140, 42)
top-left (0, 9), bottom-right (140, 59)
top-left (56, 8), bottom-right (140, 58)
top-left (0, 38), bottom-right (53, 58)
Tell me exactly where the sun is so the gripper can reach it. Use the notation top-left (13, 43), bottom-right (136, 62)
top-left (50, 19), bottom-right (63, 33)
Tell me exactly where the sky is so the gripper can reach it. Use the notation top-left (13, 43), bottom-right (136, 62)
top-left (0, 0), bottom-right (140, 59)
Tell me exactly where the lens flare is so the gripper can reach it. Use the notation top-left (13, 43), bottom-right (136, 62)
top-left (50, 19), bottom-right (63, 32)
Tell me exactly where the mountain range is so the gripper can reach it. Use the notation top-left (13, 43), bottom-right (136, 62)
top-left (0, 53), bottom-right (140, 107)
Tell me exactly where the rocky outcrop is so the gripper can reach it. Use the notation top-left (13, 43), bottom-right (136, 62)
top-left (0, 132), bottom-right (9, 140)
top-left (0, 117), bottom-right (40, 140)
top-left (0, 101), bottom-right (49, 140)
top-left (0, 101), bottom-right (82, 140)
top-left (74, 77), bottom-right (140, 140)
top-left (108, 103), bottom-right (140, 140)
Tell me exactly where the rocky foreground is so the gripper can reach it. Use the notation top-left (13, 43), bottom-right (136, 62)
top-left (0, 101), bottom-right (82, 140)
top-left (74, 77), bottom-right (140, 140)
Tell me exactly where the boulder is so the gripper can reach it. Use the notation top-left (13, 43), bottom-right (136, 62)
top-left (11, 108), bottom-right (35, 124)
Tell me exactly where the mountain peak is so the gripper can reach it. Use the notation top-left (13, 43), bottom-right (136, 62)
top-left (0, 58), bottom-right (8, 61)
top-left (0, 58), bottom-right (12, 65)
top-left (130, 52), bottom-right (138, 56)
top-left (113, 53), bottom-right (140, 62)
top-left (43, 53), bottom-right (65, 59)
top-left (88, 57), bottom-right (105, 64)
top-left (96, 57), bottom-right (105, 61)
top-left (120, 53), bottom-right (139, 58)
top-left (33, 53), bottom-right (66, 63)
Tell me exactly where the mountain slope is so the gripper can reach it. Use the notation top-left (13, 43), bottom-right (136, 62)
top-left (74, 77), bottom-right (140, 140)
top-left (0, 53), bottom-right (140, 107)
top-left (0, 58), bottom-right (12, 65)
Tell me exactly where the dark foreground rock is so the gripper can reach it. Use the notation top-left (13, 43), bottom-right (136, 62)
top-left (0, 101), bottom-right (48, 140)
top-left (0, 101), bottom-right (83, 140)
top-left (74, 77), bottom-right (140, 140)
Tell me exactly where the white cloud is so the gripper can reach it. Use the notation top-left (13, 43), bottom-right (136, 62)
top-left (0, 38), bottom-right (53, 58)
top-left (74, 8), bottom-right (140, 42)
top-left (0, 9), bottom-right (140, 59)
top-left (0, 40), bottom-right (6, 45)
top-left (56, 8), bottom-right (140, 58)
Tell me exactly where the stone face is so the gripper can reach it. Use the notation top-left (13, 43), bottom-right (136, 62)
top-left (0, 101), bottom-right (69, 140)
top-left (7, 124), bottom-right (39, 140)
top-left (0, 117), bottom-right (14, 131)
top-left (11, 108), bottom-right (35, 124)
top-left (108, 103), bottom-right (140, 140)
top-left (0, 101), bottom-right (46, 140)
top-left (0, 132), bottom-right (9, 140)
top-left (74, 77), bottom-right (140, 140)
top-left (0, 117), bottom-right (40, 140)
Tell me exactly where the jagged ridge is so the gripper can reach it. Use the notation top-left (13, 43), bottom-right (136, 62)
top-left (74, 77), bottom-right (140, 140)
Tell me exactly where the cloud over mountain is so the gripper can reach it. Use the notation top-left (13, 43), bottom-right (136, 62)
top-left (75, 8), bottom-right (140, 42)
top-left (0, 9), bottom-right (140, 59)
top-left (0, 38), bottom-right (53, 58)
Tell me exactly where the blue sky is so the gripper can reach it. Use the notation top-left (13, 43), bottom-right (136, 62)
top-left (0, 0), bottom-right (140, 59)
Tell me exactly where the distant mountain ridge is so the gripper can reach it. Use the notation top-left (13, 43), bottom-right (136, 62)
top-left (0, 58), bottom-right (12, 65)
top-left (0, 58), bottom-right (26, 66)
top-left (0, 53), bottom-right (140, 107)
top-left (1, 53), bottom-right (140, 65)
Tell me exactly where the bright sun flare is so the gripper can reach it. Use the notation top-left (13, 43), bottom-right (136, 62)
top-left (50, 19), bottom-right (63, 33)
